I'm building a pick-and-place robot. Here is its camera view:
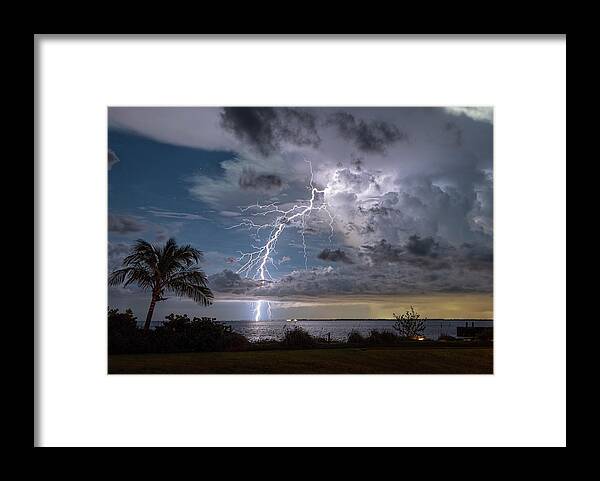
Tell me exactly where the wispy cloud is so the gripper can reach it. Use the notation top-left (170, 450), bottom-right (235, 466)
top-left (140, 207), bottom-right (209, 221)
top-left (219, 210), bottom-right (242, 218)
top-left (108, 214), bottom-right (145, 234)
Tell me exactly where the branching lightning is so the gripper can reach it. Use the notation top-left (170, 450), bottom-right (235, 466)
top-left (227, 160), bottom-right (335, 321)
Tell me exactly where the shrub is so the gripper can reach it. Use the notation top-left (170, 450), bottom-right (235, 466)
top-left (107, 309), bottom-right (249, 354)
top-left (154, 314), bottom-right (249, 352)
top-left (108, 307), bottom-right (138, 334)
top-left (280, 326), bottom-right (317, 348)
top-left (475, 328), bottom-right (493, 341)
top-left (108, 308), bottom-right (140, 354)
top-left (366, 329), bottom-right (399, 345)
top-left (347, 329), bottom-right (366, 344)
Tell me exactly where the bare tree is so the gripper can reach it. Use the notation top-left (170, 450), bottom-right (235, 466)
top-left (393, 306), bottom-right (426, 339)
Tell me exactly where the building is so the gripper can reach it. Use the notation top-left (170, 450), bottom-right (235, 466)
top-left (456, 322), bottom-right (493, 340)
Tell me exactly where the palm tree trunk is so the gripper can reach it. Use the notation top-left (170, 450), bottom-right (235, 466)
top-left (143, 296), bottom-right (157, 332)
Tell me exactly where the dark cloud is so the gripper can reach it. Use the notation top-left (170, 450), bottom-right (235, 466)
top-left (207, 237), bottom-right (492, 298)
top-left (328, 112), bottom-right (407, 153)
top-left (238, 168), bottom-right (283, 191)
top-left (108, 214), bottom-right (145, 234)
top-left (461, 243), bottom-right (493, 262)
top-left (108, 212), bottom-right (182, 243)
top-left (220, 107), bottom-right (321, 156)
top-left (318, 248), bottom-right (354, 264)
top-left (208, 269), bottom-right (260, 294)
top-left (256, 258), bottom-right (492, 298)
top-left (361, 239), bottom-right (405, 263)
top-left (277, 108), bottom-right (321, 148)
top-left (350, 155), bottom-right (364, 171)
top-left (221, 107), bottom-right (277, 155)
top-left (108, 149), bottom-right (120, 170)
top-left (406, 235), bottom-right (438, 256)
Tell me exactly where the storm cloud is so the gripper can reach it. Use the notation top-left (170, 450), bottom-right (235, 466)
top-left (360, 239), bottom-right (405, 264)
top-left (318, 248), bottom-right (354, 264)
top-left (238, 168), bottom-right (283, 191)
top-left (406, 235), bottom-right (438, 256)
top-left (256, 257), bottom-right (492, 298)
top-left (108, 212), bottom-right (183, 244)
top-left (208, 269), bottom-right (261, 294)
top-left (328, 112), bottom-right (407, 153)
top-left (221, 107), bottom-right (321, 156)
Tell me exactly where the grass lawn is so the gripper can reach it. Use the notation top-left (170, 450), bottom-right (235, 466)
top-left (108, 346), bottom-right (493, 374)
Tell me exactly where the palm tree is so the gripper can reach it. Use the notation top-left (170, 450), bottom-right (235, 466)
top-left (109, 238), bottom-right (213, 331)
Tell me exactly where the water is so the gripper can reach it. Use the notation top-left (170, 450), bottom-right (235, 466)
top-left (219, 319), bottom-right (493, 342)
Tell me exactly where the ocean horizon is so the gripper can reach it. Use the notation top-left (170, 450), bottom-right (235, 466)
top-left (146, 318), bottom-right (493, 342)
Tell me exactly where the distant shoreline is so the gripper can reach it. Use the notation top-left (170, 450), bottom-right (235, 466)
top-left (216, 318), bottom-right (494, 323)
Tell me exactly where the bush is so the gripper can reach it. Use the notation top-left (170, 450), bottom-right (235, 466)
top-left (154, 314), bottom-right (249, 352)
top-left (347, 330), bottom-right (366, 344)
top-left (366, 329), bottom-right (399, 345)
top-left (475, 328), bottom-right (493, 341)
top-left (108, 307), bottom-right (137, 332)
top-left (280, 326), bottom-right (317, 348)
top-left (108, 308), bottom-right (139, 354)
top-left (107, 309), bottom-right (249, 354)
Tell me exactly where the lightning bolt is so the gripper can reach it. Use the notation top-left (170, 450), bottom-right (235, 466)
top-left (228, 160), bottom-right (335, 321)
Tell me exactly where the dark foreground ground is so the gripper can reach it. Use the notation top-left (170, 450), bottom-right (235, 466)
top-left (108, 346), bottom-right (493, 374)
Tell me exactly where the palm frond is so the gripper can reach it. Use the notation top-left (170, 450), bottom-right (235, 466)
top-left (157, 239), bottom-right (204, 275)
top-left (164, 267), bottom-right (213, 306)
top-left (122, 265), bottom-right (155, 290)
top-left (108, 268), bottom-right (131, 286)
top-left (166, 280), bottom-right (214, 306)
top-left (164, 267), bottom-right (207, 285)
top-left (174, 244), bottom-right (203, 266)
top-left (122, 239), bottom-right (158, 268)
top-left (109, 238), bottom-right (213, 305)
top-left (108, 265), bottom-right (155, 290)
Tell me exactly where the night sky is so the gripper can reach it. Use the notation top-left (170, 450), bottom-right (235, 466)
top-left (108, 107), bottom-right (493, 321)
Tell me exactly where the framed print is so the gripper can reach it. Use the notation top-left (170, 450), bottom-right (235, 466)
top-left (35, 35), bottom-right (566, 447)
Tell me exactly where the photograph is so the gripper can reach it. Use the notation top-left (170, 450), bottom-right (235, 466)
top-left (107, 106), bottom-right (494, 374)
